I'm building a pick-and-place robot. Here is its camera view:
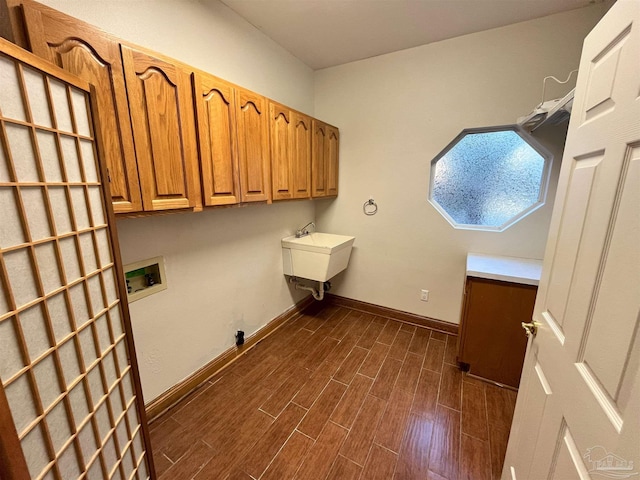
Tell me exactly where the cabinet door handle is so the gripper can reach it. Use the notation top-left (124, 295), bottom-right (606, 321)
top-left (522, 321), bottom-right (540, 337)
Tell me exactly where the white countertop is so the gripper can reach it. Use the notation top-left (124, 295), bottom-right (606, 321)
top-left (466, 253), bottom-right (543, 286)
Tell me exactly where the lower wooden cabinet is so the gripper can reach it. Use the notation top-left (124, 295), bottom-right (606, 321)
top-left (458, 277), bottom-right (537, 388)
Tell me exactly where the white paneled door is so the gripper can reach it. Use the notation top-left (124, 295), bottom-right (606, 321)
top-left (502, 1), bottom-right (640, 479)
top-left (0, 39), bottom-right (155, 479)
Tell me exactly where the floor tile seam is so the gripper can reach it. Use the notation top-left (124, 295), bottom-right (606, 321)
top-left (257, 426), bottom-right (308, 479)
top-left (460, 431), bottom-right (490, 443)
top-left (258, 408), bottom-right (277, 420)
top-left (437, 403), bottom-right (462, 414)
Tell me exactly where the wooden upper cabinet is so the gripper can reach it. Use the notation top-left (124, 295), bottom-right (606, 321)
top-left (235, 88), bottom-right (271, 202)
top-left (192, 71), bottom-right (240, 206)
top-left (292, 112), bottom-right (312, 199)
top-left (121, 45), bottom-right (201, 211)
top-left (312, 120), bottom-right (339, 198)
top-left (326, 125), bottom-right (339, 197)
top-left (20, 1), bottom-right (143, 213)
top-left (269, 103), bottom-right (312, 201)
top-left (269, 102), bottom-right (293, 200)
top-left (312, 120), bottom-right (328, 197)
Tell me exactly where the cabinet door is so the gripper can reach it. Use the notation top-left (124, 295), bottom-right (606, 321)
top-left (458, 277), bottom-right (536, 388)
top-left (21, 1), bottom-right (143, 213)
top-left (270, 102), bottom-right (293, 200)
top-left (326, 125), bottom-right (339, 197)
top-left (193, 71), bottom-right (240, 206)
top-left (311, 119), bottom-right (327, 197)
top-left (292, 112), bottom-right (312, 199)
top-left (236, 88), bottom-right (270, 202)
top-left (121, 45), bottom-right (200, 211)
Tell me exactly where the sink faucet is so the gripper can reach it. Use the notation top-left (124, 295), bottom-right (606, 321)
top-left (295, 222), bottom-right (315, 238)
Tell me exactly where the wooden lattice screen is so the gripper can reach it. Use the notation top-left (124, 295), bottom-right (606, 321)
top-left (0, 38), bottom-right (154, 480)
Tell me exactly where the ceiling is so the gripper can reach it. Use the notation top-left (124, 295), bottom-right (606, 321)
top-left (214, 0), bottom-right (604, 70)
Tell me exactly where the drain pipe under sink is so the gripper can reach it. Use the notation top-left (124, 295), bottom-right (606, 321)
top-left (289, 277), bottom-right (331, 301)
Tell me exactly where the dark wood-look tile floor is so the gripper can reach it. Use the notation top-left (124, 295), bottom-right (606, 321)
top-left (149, 304), bottom-right (517, 480)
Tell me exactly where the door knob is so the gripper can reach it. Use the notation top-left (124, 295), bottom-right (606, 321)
top-left (522, 321), bottom-right (540, 337)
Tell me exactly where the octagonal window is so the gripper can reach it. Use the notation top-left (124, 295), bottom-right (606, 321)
top-left (429, 126), bottom-right (552, 231)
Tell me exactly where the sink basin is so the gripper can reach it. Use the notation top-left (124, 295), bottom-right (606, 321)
top-left (282, 232), bottom-right (355, 282)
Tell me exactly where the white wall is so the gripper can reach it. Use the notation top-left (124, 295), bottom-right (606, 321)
top-left (39, 0), bottom-right (316, 401)
top-left (313, 6), bottom-right (607, 325)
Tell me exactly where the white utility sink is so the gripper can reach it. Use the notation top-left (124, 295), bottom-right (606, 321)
top-left (282, 232), bottom-right (355, 282)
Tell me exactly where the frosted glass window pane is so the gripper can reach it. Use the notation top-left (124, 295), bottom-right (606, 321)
top-left (78, 421), bottom-right (98, 466)
top-left (69, 381), bottom-right (90, 426)
top-left (88, 186), bottom-right (105, 227)
top-left (87, 365), bottom-right (104, 405)
top-left (5, 373), bottom-right (37, 435)
top-left (6, 123), bottom-right (39, 182)
top-left (80, 139), bottom-right (98, 183)
top-left (431, 130), bottom-right (547, 228)
top-left (46, 399), bottom-right (71, 454)
top-left (0, 187), bottom-right (26, 247)
top-left (58, 443), bottom-right (82, 479)
top-left (59, 236), bottom-right (81, 283)
top-left (0, 317), bottom-right (24, 380)
top-left (103, 268), bottom-right (118, 305)
top-left (70, 186), bottom-right (90, 230)
top-left (23, 67), bottom-right (52, 128)
top-left (88, 274), bottom-right (105, 316)
top-left (19, 303), bottom-right (50, 360)
top-left (78, 325), bottom-right (98, 369)
top-left (79, 232), bottom-right (98, 275)
top-left (35, 241), bottom-right (62, 294)
top-left (34, 354), bottom-right (62, 409)
top-left (0, 136), bottom-right (11, 182)
top-left (22, 187), bottom-right (52, 241)
top-left (58, 338), bottom-right (82, 388)
top-left (5, 248), bottom-right (39, 307)
top-left (22, 422), bottom-right (51, 478)
top-left (0, 55), bottom-right (26, 122)
top-left (95, 314), bottom-right (111, 355)
top-left (69, 283), bottom-right (90, 327)
top-left (95, 228), bottom-right (112, 267)
top-left (47, 292), bottom-right (71, 344)
top-left (61, 135), bottom-right (82, 183)
top-left (50, 79), bottom-right (73, 133)
top-left (103, 351), bottom-right (118, 393)
top-left (36, 130), bottom-right (63, 182)
top-left (71, 89), bottom-right (91, 137)
top-left (48, 187), bottom-right (73, 235)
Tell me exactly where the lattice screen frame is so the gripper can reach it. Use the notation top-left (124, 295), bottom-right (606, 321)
top-left (0, 38), bottom-right (155, 480)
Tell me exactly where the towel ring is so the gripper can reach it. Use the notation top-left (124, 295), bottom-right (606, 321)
top-left (363, 198), bottom-right (378, 216)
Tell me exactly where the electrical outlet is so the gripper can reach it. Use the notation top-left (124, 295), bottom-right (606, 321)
top-left (420, 289), bottom-right (429, 302)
